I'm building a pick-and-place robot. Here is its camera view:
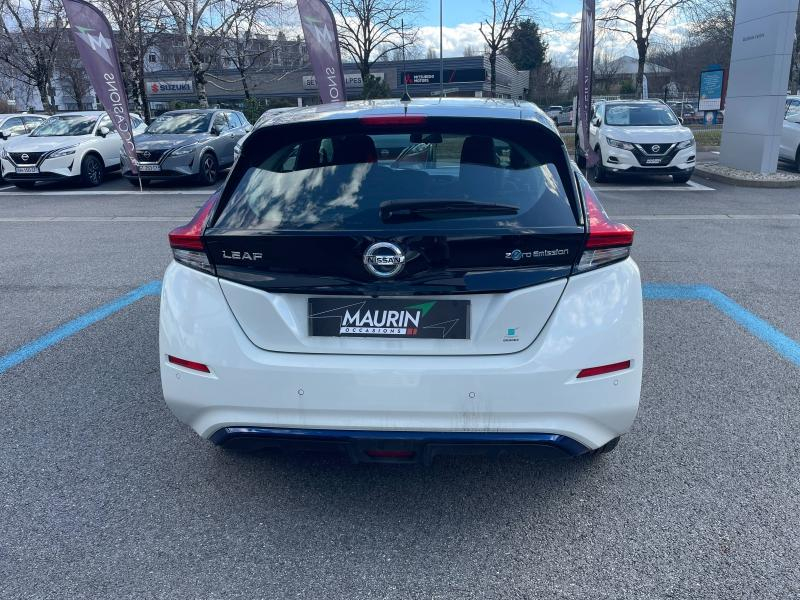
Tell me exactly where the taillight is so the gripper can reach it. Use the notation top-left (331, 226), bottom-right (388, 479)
top-left (167, 355), bottom-right (211, 373)
top-left (577, 360), bottom-right (631, 378)
top-left (574, 177), bottom-right (634, 273)
top-left (168, 194), bottom-right (218, 274)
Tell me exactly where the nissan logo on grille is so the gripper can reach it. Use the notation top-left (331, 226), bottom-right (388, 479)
top-left (363, 242), bottom-right (405, 278)
top-left (651, 144), bottom-right (660, 153)
top-left (142, 151), bottom-right (151, 158)
top-left (21, 153), bottom-right (29, 162)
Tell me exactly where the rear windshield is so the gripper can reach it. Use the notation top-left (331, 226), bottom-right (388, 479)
top-left (214, 121), bottom-right (578, 232)
top-left (605, 103), bottom-right (678, 126)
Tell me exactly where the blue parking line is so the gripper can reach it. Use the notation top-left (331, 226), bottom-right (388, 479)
top-left (643, 283), bottom-right (800, 367)
top-left (1, 280), bottom-right (797, 375)
top-left (0, 280), bottom-right (162, 375)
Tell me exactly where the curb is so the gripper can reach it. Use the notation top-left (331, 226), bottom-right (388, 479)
top-left (694, 166), bottom-right (800, 188)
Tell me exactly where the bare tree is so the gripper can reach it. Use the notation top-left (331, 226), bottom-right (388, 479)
top-left (0, 0), bottom-right (67, 113)
top-left (329, 0), bottom-right (422, 84)
top-left (426, 46), bottom-right (437, 60)
top-left (599, 0), bottom-right (694, 96)
top-left (463, 44), bottom-right (479, 57)
top-left (56, 51), bottom-right (91, 109)
top-left (479, 0), bottom-right (526, 96)
top-left (161, 0), bottom-right (259, 107)
top-left (594, 50), bottom-right (621, 94)
top-left (97, 0), bottom-right (169, 120)
top-left (216, 3), bottom-right (285, 100)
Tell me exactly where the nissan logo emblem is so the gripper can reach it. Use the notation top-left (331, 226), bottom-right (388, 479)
top-left (21, 153), bottom-right (29, 162)
top-left (363, 242), bottom-right (405, 278)
top-left (142, 150), bottom-right (151, 158)
top-left (651, 145), bottom-right (660, 153)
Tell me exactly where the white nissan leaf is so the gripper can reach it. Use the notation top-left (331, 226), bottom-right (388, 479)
top-left (0, 110), bottom-right (145, 188)
top-left (159, 99), bottom-right (643, 464)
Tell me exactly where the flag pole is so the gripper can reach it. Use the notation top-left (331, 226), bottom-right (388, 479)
top-left (439, 0), bottom-right (444, 98)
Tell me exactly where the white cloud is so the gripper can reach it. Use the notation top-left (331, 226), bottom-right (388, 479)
top-left (551, 12), bottom-right (570, 19)
top-left (417, 23), bottom-right (484, 57)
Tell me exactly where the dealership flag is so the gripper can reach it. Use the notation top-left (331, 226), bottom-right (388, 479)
top-left (297, 0), bottom-right (345, 103)
top-left (576, 0), bottom-right (597, 168)
top-left (62, 0), bottom-right (138, 174)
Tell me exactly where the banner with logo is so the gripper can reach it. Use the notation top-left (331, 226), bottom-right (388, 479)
top-left (576, 0), bottom-right (597, 168)
top-left (297, 0), bottom-right (345, 103)
top-left (62, 0), bottom-right (138, 174)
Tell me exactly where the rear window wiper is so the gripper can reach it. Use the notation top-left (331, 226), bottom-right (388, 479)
top-left (380, 200), bottom-right (519, 222)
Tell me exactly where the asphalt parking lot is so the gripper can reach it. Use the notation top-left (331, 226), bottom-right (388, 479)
top-left (1, 172), bottom-right (799, 599)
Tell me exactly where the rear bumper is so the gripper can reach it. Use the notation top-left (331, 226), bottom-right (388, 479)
top-left (211, 427), bottom-right (590, 463)
top-left (160, 259), bottom-right (643, 452)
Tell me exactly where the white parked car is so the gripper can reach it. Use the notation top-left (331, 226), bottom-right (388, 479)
top-left (0, 113), bottom-right (47, 180)
top-left (0, 110), bottom-right (145, 188)
top-left (159, 98), bottom-right (643, 464)
top-left (780, 95), bottom-right (800, 170)
top-left (584, 100), bottom-right (696, 183)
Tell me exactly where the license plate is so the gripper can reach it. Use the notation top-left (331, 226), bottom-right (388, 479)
top-left (138, 164), bottom-right (161, 172)
top-left (308, 298), bottom-right (470, 339)
top-left (15, 166), bottom-right (38, 174)
top-left (645, 158), bottom-right (662, 165)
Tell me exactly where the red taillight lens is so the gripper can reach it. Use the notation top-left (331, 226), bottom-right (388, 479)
top-left (168, 355), bottom-right (211, 373)
top-left (169, 193), bottom-right (218, 273)
top-left (168, 194), bottom-right (217, 251)
top-left (577, 360), bottom-right (631, 378)
top-left (359, 115), bottom-right (427, 126)
top-left (575, 176), bottom-right (634, 273)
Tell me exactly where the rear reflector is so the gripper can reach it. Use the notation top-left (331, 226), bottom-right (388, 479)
top-left (168, 355), bottom-right (211, 373)
top-left (359, 115), bottom-right (427, 126)
top-left (577, 360), bottom-right (631, 379)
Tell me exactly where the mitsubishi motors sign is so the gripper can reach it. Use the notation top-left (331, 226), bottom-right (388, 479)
top-left (147, 80), bottom-right (194, 95)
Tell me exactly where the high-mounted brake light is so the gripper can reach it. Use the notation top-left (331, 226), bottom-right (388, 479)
top-left (168, 193), bottom-right (218, 273)
top-left (359, 115), bottom-right (427, 126)
top-left (577, 360), bottom-right (631, 378)
top-left (574, 176), bottom-right (634, 273)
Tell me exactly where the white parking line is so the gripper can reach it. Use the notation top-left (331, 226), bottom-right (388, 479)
top-left (0, 216), bottom-right (190, 222)
top-left (597, 180), bottom-right (714, 192)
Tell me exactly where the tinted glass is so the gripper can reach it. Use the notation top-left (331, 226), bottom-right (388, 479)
top-left (605, 103), bottom-right (678, 126)
top-left (30, 115), bottom-right (98, 137)
top-left (216, 128), bottom-right (577, 232)
top-left (3, 117), bottom-right (26, 136)
top-left (23, 117), bottom-right (44, 132)
top-left (146, 113), bottom-right (211, 134)
top-left (228, 112), bottom-right (242, 128)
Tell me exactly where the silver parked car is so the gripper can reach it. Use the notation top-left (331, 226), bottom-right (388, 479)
top-left (122, 109), bottom-right (251, 186)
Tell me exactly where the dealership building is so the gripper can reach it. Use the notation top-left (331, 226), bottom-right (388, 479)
top-left (144, 55), bottom-right (528, 111)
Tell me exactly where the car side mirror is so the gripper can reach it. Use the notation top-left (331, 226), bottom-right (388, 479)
top-left (0, 129), bottom-right (8, 140)
top-left (211, 125), bottom-right (222, 136)
top-left (98, 126), bottom-right (110, 137)
top-left (592, 118), bottom-right (601, 126)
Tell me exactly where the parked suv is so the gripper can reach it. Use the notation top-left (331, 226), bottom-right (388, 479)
top-left (122, 109), bottom-right (251, 185)
top-left (586, 100), bottom-right (696, 183)
top-left (159, 98), bottom-right (643, 464)
top-left (0, 111), bottom-right (146, 188)
top-left (0, 113), bottom-right (46, 181)
top-left (780, 95), bottom-right (800, 170)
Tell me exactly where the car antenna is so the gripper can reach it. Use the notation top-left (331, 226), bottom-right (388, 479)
top-left (400, 19), bottom-right (411, 103)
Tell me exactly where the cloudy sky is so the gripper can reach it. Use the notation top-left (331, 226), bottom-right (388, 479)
top-left (413, 0), bottom-right (687, 66)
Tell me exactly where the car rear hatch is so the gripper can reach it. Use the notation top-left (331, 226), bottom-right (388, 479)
top-left (200, 114), bottom-right (586, 356)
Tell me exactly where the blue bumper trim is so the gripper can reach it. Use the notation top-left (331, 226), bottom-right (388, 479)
top-left (209, 427), bottom-right (591, 463)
